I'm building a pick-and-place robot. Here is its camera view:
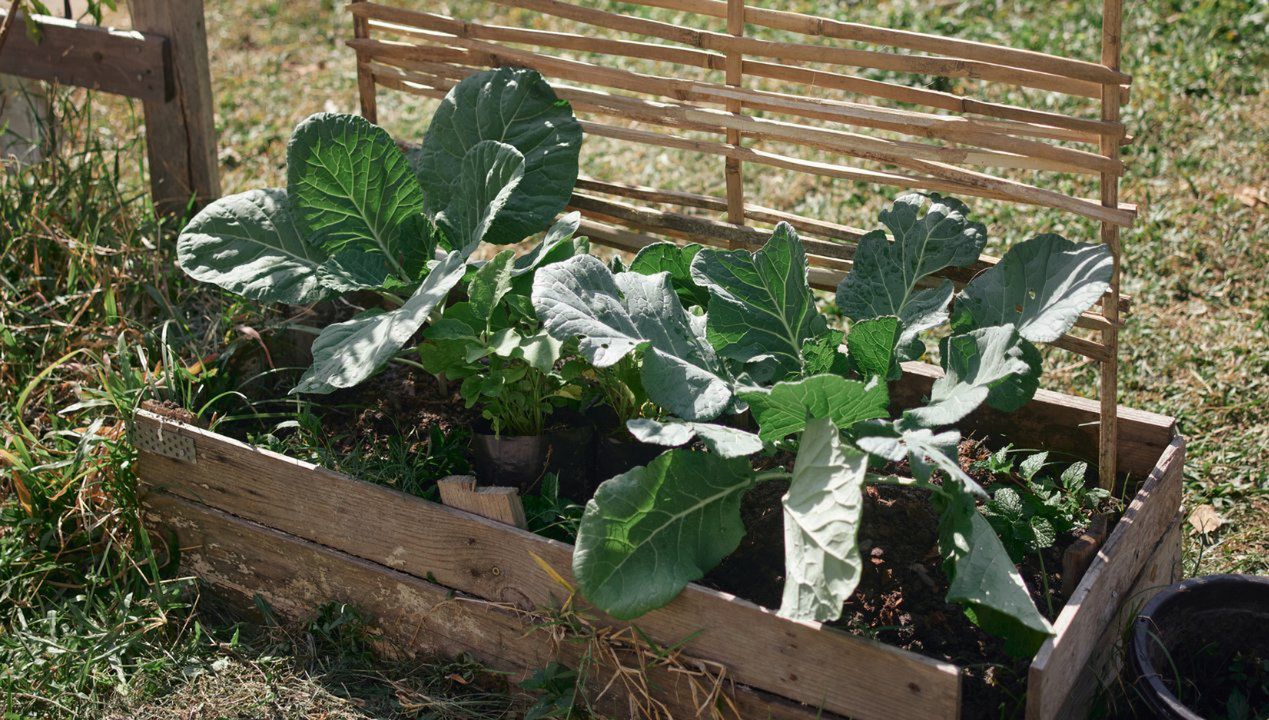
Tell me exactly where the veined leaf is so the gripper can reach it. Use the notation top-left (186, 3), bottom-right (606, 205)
top-left (317, 248), bottom-right (393, 292)
top-left (417, 67), bottom-right (582, 246)
top-left (905, 326), bottom-right (1039, 427)
top-left (855, 423), bottom-right (987, 498)
top-left (779, 417), bottom-right (868, 622)
top-left (836, 194), bottom-right (986, 347)
top-left (512, 212), bottom-right (583, 278)
top-left (291, 250), bottom-right (468, 394)
top-left (631, 242), bottom-right (710, 308)
top-left (468, 249), bottom-right (516, 326)
top-left (287, 113), bottom-right (430, 281)
top-left (625, 418), bottom-right (763, 458)
top-left (739, 374), bottom-right (889, 444)
top-left (573, 450), bottom-right (755, 619)
top-left (176, 188), bottom-right (329, 304)
top-left (532, 255), bottom-right (732, 421)
top-left (846, 316), bottom-right (902, 381)
top-left (692, 223), bottom-right (827, 379)
top-left (437, 140), bottom-right (526, 251)
top-left (801, 330), bottom-right (851, 376)
top-left (938, 489), bottom-right (1054, 657)
top-left (953, 234), bottom-right (1113, 343)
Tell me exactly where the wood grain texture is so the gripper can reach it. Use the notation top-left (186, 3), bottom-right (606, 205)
top-left (134, 410), bottom-right (962, 720)
top-left (145, 491), bottom-right (839, 720)
top-left (0, 10), bottom-right (171, 102)
top-left (128, 0), bottom-right (219, 213)
top-left (1027, 436), bottom-right (1184, 720)
top-left (437, 475), bottom-right (527, 529)
top-left (1049, 513), bottom-right (1182, 720)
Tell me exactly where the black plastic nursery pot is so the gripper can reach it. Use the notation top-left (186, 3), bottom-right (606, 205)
top-left (471, 423), bottom-right (594, 501)
top-left (1130, 574), bottom-right (1269, 720)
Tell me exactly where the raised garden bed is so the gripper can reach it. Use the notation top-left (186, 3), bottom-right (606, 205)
top-left (132, 1), bottom-right (1183, 716)
top-left (134, 365), bottom-right (1181, 720)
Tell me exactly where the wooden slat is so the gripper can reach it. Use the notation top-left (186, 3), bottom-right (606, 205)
top-left (134, 411), bottom-right (963, 720)
top-left (479, 0), bottom-right (1113, 99)
top-left (145, 492), bottom-right (839, 720)
top-left (626, 0), bottom-right (1132, 86)
top-left (352, 1), bottom-right (1127, 143)
top-left (351, 0), bottom-right (379, 123)
top-left (354, 36), bottom-right (1112, 176)
top-left (722, 0), bottom-right (744, 235)
top-left (1027, 436), bottom-right (1184, 720)
top-left (1097, 0), bottom-right (1126, 490)
top-left (351, 10), bottom-right (1122, 173)
top-left (437, 475), bottom-right (527, 529)
top-left (0, 10), bottom-right (171, 102)
top-left (367, 59), bottom-right (1135, 227)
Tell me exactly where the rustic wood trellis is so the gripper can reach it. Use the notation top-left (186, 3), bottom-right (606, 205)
top-left (346, 0), bottom-right (1133, 489)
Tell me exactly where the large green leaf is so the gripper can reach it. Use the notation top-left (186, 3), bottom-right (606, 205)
top-left (625, 419), bottom-right (763, 458)
top-left (291, 250), bottom-right (468, 394)
top-left (938, 490), bottom-right (1054, 657)
top-left (287, 113), bottom-right (430, 281)
top-left (468, 249), bottom-right (516, 327)
top-left (512, 212), bottom-right (583, 278)
top-left (630, 242), bottom-right (709, 308)
top-left (436, 140), bottom-right (526, 251)
top-left (836, 194), bottom-right (986, 346)
top-left (904, 326), bottom-right (1039, 427)
top-left (779, 417), bottom-right (868, 622)
top-left (532, 255), bottom-right (732, 420)
top-left (691, 223), bottom-right (827, 379)
top-left (845, 316), bottom-right (902, 381)
top-left (416, 67), bottom-right (582, 246)
top-left (953, 234), bottom-right (1113, 343)
top-left (573, 450), bottom-right (755, 619)
top-left (177, 188), bottom-right (330, 304)
top-left (739, 374), bottom-right (889, 444)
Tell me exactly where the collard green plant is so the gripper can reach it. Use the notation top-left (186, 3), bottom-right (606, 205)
top-left (176, 68), bottom-right (582, 396)
top-left (535, 192), bottom-right (1113, 657)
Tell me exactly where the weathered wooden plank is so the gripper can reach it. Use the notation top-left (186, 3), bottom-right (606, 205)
top-left (893, 362), bottom-right (1175, 479)
top-left (1047, 513), bottom-right (1182, 720)
top-left (1026, 436), bottom-right (1184, 720)
top-left (133, 410), bottom-right (962, 720)
top-left (128, 0), bottom-right (220, 214)
top-left (0, 10), bottom-right (171, 102)
top-left (437, 475), bottom-right (527, 529)
top-left (144, 491), bottom-right (838, 720)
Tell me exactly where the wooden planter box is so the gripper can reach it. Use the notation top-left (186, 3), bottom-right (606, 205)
top-left (133, 363), bottom-right (1183, 720)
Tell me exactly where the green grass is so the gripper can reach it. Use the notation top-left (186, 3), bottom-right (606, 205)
top-left (1, 0), bottom-right (1264, 717)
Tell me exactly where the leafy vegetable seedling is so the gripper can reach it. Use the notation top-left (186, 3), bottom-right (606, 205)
top-left (533, 193), bottom-right (1114, 657)
top-left (176, 67), bottom-right (583, 397)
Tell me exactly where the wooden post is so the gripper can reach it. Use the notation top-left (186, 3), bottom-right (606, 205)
top-left (1097, 0), bottom-right (1123, 490)
top-left (351, 0), bottom-right (378, 123)
top-left (722, 0), bottom-right (744, 241)
top-left (128, 0), bottom-right (219, 216)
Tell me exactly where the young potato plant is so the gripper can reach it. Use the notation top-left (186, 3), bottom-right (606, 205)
top-left (175, 67), bottom-right (582, 396)
top-left (532, 193), bottom-right (1113, 657)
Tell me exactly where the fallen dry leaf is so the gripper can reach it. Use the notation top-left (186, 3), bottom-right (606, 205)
top-left (1188, 504), bottom-right (1225, 534)
top-left (1234, 185), bottom-right (1268, 209)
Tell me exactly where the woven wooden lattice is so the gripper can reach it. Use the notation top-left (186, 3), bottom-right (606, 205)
top-left (346, 0), bottom-right (1132, 486)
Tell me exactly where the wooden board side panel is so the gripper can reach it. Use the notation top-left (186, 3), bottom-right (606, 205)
top-left (1026, 435), bottom-right (1184, 720)
top-left (144, 491), bottom-right (838, 720)
top-left (0, 11), bottom-right (172, 102)
top-left (1051, 514), bottom-right (1183, 719)
top-left (133, 411), bottom-right (961, 720)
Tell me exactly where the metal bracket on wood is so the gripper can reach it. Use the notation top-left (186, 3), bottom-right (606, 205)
top-left (130, 419), bottom-right (196, 463)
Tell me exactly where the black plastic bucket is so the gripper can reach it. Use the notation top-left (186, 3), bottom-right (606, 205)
top-left (1129, 573), bottom-right (1269, 719)
top-left (593, 434), bottom-right (666, 485)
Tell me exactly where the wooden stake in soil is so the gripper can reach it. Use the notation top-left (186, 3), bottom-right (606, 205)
top-left (437, 475), bottom-right (528, 529)
top-left (723, 0), bottom-right (744, 241)
top-left (1098, 0), bottom-right (1124, 490)
top-left (352, 0), bottom-right (379, 123)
